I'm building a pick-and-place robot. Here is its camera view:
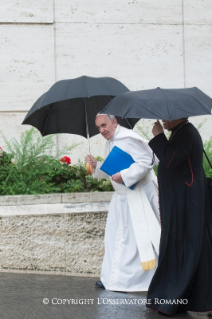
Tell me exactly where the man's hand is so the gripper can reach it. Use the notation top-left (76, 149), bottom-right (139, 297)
top-left (152, 120), bottom-right (164, 136)
top-left (111, 172), bottom-right (123, 184)
top-left (86, 154), bottom-right (97, 168)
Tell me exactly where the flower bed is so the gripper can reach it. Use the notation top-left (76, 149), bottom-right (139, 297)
top-left (0, 129), bottom-right (114, 195)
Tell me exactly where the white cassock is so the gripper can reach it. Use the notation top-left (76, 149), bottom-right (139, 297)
top-left (93, 125), bottom-right (161, 292)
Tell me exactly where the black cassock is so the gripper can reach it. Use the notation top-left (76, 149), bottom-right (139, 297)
top-left (147, 121), bottom-right (212, 316)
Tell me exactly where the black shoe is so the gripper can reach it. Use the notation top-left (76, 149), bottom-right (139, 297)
top-left (95, 281), bottom-right (105, 289)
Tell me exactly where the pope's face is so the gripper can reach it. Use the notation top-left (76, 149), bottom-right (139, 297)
top-left (95, 115), bottom-right (117, 140)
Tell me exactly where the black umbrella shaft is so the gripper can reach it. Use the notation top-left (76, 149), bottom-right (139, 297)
top-left (125, 118), bottom-right (133, 129)
top-left (84, 98), bottom-right (91, 154)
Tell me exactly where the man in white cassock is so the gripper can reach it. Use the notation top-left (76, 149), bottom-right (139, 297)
top-left (86, 114), bottom-right (161, 292)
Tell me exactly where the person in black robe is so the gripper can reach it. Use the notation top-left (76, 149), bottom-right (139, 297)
top-left (146, 118), bottom-right (212, 316)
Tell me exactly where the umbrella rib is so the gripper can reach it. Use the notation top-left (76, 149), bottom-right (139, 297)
top-left (125, 95), bottom-right (138, 117)
top-left (42, 103), bottom-right (54, 135)
top-left (188, 94), bottom-right (211, 113)
top-left (157, 89), bottom-right (170, 120)
top-left (83, 76), bottom-right (89, 97)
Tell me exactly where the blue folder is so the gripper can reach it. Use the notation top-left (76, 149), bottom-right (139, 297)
top-left (100, 146), bottom-right (137, 190)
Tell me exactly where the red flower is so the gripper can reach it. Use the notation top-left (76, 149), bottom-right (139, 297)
top-left (60, 156), bottom-right (71, 165)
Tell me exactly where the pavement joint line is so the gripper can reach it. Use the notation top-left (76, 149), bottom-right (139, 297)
top-left (0, 268), bottom-right (99, 277)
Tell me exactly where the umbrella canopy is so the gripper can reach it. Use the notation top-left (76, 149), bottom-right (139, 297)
top-left (100, 87), bottom-right (212, 121)
top-left (22, 76), bottom-right (139, 138)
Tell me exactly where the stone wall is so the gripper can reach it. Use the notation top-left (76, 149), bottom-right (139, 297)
top-left (0, 192), bottom-right (113, 274)
top-left (0, 0), bottom-right (212, 163)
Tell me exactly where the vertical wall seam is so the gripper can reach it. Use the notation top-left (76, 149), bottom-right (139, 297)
top-left (53, 0), bottom-right (57, 83)
top-left (182, 0), bottom-right (186, 88)
top-left (53, 0), bottom-right (59, 154)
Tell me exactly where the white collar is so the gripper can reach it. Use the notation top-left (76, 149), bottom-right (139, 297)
top-left (109, 124), bottom-right (120, 142)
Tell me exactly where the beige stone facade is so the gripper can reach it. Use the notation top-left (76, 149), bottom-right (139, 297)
top-left (0, 0), bottom-right (212, 162)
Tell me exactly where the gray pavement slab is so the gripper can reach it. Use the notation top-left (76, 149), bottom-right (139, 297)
top-left (0, 272), bottom-right (192, 319)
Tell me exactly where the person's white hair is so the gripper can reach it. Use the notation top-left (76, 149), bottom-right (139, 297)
top-left (96, 112), bottom-right (116, 121)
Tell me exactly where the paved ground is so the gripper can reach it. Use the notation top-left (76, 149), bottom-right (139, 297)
top-left (0, 271), bottom-right (198, 319)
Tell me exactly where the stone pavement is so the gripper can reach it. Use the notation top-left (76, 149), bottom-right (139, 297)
top-left (0, 271), bottom-right (195, 319)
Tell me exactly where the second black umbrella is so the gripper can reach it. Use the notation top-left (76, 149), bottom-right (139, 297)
top-left (100, 87), bottom-right (212, 121)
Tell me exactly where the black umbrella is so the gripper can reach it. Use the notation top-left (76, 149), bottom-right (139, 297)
top-left (100, 87), bottom-right (212, 121)
top-left (22, 76), bottom-right (139, 154)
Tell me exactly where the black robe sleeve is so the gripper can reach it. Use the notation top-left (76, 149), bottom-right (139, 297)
top-left (149, 132), bottom-right (194, 169)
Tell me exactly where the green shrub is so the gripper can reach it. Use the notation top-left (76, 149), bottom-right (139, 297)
top-left (0, 147), bottom-right (13, 188)
top-left (203, 137), bottom-right (212, 178)
top-left (0, 128), bottom-right (113, 195)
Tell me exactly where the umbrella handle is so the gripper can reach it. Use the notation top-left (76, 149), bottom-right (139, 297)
top-left (86, 163), bottom-right (93, 175)
top-left (84, 98), bottom-right (91, 154)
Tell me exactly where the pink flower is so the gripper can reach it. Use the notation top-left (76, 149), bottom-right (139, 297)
top-left (60, 156), bottom-right (71, 165)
